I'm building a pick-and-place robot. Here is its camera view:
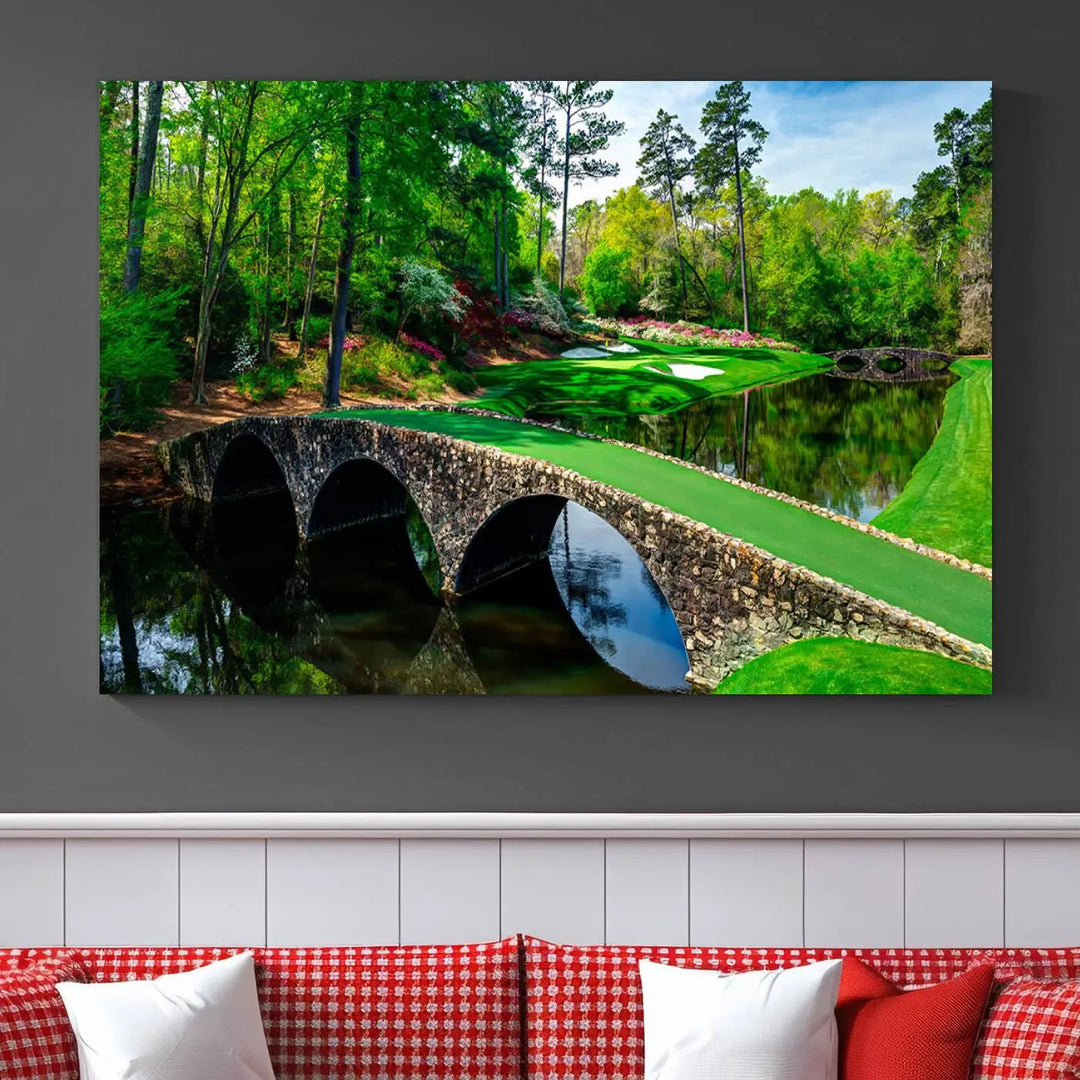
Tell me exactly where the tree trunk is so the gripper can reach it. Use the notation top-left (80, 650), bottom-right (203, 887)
top-left (733, 137), bottom-right (750, 333)
top-left (283, 189), bottom-right (297, 335)
top-left (298, 200), bottom-right (324, 359)
top-left (325, 84), bottom-right (364, 409)
top-left (558, 92), bottom-right (571, 297)
top-left (127, 81), bottom-right (140, 227)
top-left (667, 178), bottom-right (689, 318)
top-left (122, 80), bottom-right (164, 295)
top-left (493, 205), bottom-right (502, 307)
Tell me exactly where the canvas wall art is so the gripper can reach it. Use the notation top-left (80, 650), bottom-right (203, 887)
top-left (99, 80), bottom-right (992, 695)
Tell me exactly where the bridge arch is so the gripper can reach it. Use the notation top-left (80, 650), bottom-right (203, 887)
top-left (209, 433), bottom-right (297, 605)
top-left (455, 494), bottom-right (691, 690)
top-left (306, 455), bottom-right (442, 596)
top-left (212, 431), bottom-right (291, 504)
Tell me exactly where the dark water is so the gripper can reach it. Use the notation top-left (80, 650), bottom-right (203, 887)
top-left (537, 372), bottom-right (956, 523)
top-left (99, 499), bottom-right (690, 695)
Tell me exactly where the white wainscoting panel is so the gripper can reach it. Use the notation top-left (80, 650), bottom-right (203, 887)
top-left (500, 839), bottom-right (604, 943)
top-left (605, 839), bottom-right (689, 945)
top-left (1005, 839), bottom-right (1080, 946)
top-left (179, 839), bottom-right (266, 947)
top-left (905, 839), bottom-right (1004, 947)
top-left (689, 839), bottom-right (804, 946)
top-left (804, 839), bottom-right (904, 947)
top-left (65, 839), bottom-right (180, 946)
top-left (0, 839), bottom-right (64, 946)
top-left (2, 817), bottom-right (1079, 951)
top-left (399, 839), bottom-right (500, 944)
top-left (266, 839), bottom-right (399, 946)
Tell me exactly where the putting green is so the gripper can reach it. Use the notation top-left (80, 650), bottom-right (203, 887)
top-left (475, 341), bottom-right (833, 418)
top-left (324, 408), bottom-right (992, 648)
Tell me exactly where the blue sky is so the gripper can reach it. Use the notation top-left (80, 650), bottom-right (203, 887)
top-left (571, 81), bottom-right (991, 208)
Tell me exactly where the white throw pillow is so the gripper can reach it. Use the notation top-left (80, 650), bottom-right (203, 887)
top-left (639, 957), bottom-right (843, 1080)
top-left (57, 951), bottom-right (275, 1080)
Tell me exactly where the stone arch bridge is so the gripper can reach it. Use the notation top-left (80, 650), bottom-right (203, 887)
top-left (826, 347), bottom-right (955, 382)
top-left (157, 414), bottom-right (985, 689)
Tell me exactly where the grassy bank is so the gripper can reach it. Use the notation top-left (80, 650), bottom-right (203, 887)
top-left (474, 340), bottom-right (833, 418)
top-left (873, 359), bottom-right (992, 565)
top-left (322, 408), bottom-right (992, 647)
top-left (714, 638), bottom-right (991, 694)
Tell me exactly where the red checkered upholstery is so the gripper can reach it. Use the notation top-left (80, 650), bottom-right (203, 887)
top-left (0, 940), bottom-right (521, 1080)
top-left (522, 938), bottom-right (981, 1080)
top-left (970, 949), bottom-right (1080, 981)
top-left (0, 953), bottom-right (91, 1080)
top-left (971, 977), bottom-right (1080, 1079)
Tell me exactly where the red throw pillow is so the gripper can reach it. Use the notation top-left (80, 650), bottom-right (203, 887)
top-left (970, 976), bottom-right (1080, 1079)
top-left (0, 955), bottom-right (92, 1080)
top-left (837, 957), bottom-right (994, 1080)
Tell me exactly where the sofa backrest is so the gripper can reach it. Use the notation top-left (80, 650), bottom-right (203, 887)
top-left (0, 939), bottom-right (522, 1080)
top-left (520, 937), bottom-right (1080, 1080)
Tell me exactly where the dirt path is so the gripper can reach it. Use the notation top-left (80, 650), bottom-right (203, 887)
top-left (100, 379), bottom-right (407, 506)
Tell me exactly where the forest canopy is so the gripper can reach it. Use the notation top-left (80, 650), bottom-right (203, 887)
top-left (99, 80), bottom-right (992, 434)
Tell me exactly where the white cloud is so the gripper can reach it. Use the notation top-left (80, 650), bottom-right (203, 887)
top-left (565, 80), bottom-right (991, 209)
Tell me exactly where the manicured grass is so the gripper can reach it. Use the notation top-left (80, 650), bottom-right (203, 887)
top-left (713, 637), bottom-right (992, 694)
top-left (475, 340), bottom-right (833, 418)
top-left (873, 359), bottom-right (992, 566)
top-left (321, 408), bottom-right (992, 647)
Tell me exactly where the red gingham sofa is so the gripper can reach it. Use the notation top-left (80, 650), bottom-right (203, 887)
top-left (3, 936), bottom-right (1080, 1079)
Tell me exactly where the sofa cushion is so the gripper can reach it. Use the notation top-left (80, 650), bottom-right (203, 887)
top-left (970, 976), bottom-right (1080, 1079)
top-left (639, 957), bottom-right (843, 1080)
top-left (2, 939), bottom-right (522, 1080)
top-left (836, 958), bottom-right (994, 1080)
top-left (521, 938), bottom-right (975, 1080)
top-left (57, 951), bottom-right (275, 1080)
top-left (0, 954), bottom-right (92, 1080)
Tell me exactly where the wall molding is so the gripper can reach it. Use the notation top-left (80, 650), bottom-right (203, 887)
top-left (3, 812), bottom-right (1080, 839)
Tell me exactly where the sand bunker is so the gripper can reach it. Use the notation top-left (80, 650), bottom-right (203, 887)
top-left (561, 347), bottom-right (613, 359)
top-left (601, 342), bottom-right (639, 353)
top-left (644, 363), bottom-right (725, 380)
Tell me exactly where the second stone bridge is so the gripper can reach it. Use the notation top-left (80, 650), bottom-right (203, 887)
top-left (157, 414), bottom-right (988, 688)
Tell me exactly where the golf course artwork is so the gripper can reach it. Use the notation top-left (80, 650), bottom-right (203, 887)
top-left (99, 80), bottom-right (992, 695)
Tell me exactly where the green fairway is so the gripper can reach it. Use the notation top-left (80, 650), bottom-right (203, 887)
top-left (323, 408), bottom-right (992, 647)
top-left (873, 359), bottom-right (992, 565)
top-left (475, 341), bottom-right (833, 418)
top-left (713, 638), bottom-right (992, 694)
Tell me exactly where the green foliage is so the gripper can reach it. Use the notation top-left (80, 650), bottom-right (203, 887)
top-left (300, 313), bottom-right (332, 346)
top-left (579, 244), bottom-right (639, 316)
top-left (235, 365), bottom-right (297, 402)
top-left (714, 639), bottom-right (991, 695)
top-left (413, 373), bottom-right (446, 399)
top-left (99, 290), bottom-right (182, 435)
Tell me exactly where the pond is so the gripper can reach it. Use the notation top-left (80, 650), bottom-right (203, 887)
top-left (99, 368), bottom-right (955, 695)
top-left (535, 370), bottom-right (956, 523)
top-left (99, 499), bottom-right (690, 695)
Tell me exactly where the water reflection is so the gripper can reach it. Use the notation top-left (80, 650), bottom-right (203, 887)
top-left (539, 372), bottom-right (955, 523)
top-left (100, 496), bottom-right (690, 695)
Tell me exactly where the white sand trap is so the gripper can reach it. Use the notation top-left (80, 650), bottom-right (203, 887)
top-left (601, 342), bottom-right (639, 353)
top-left (645, 362), bottom-right (725, 380)
top-left (561, 347), bottom-right (612, 358)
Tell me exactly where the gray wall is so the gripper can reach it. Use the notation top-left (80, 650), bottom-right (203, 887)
top-left (0, 0), bottom-right (1075, 812)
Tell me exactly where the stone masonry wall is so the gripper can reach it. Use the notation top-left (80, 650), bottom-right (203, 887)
top-left (158, 416), bottom-right (992, 689)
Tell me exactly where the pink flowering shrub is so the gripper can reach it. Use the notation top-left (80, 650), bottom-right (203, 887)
top-left (399, 332), bottom-right (446, 364)
top-left (317, 333), bottom-right (367, 351)
top-left (595, 316), bottom-right (799, 352)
